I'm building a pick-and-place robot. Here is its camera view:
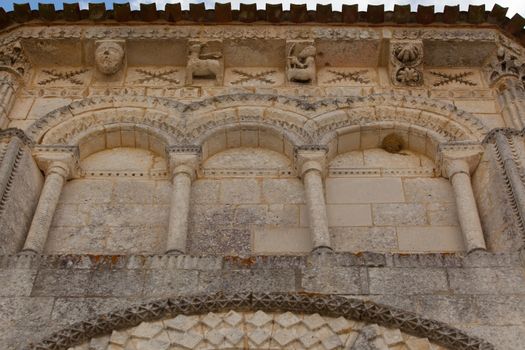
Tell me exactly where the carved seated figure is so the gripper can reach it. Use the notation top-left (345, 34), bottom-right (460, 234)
top-left (287, 45), bottom-right (316, 83)
top-left (185, 43), bottom-right (223, 85)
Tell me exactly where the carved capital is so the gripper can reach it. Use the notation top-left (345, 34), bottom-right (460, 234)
top-left (295, 145), bottom-right (327, 177)
top-left (32, 145), bottom-right (80, 178)
top-left (486, 46), bottom-right (525, 87)
top-left (0, 41), bottom-right (31, 79)
top-left (166, 145), bottom-right (201, 180)
top-left (437, 142), bottom-right (484, 178)
top-left (389, 40), bottom-right (424, 87)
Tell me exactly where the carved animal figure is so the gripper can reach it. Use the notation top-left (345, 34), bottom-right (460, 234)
top-left (287, 45), bottom-right (316, 83)
top-left (185, 44), bottom-right (223, 85)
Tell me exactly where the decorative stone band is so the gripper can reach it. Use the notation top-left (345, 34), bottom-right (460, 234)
top-left (0, 128), bottom-right (33, 146)
top-left (26, 292), bottom-right (494, 350)
top-left (483, 128), bottom-right (525, 247)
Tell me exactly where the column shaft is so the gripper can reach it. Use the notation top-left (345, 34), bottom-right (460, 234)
top-left (450, 171), bottom-right (486, 252)
top-left (165, 169), bottom-right (193, 254)
top-left (303, 168), bottom-right (331, 251)
top-left (21, 164), bottom-right (67, 253)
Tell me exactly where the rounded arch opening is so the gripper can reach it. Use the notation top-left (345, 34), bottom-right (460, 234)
top-left (30, 292), bottom-right (492, 350)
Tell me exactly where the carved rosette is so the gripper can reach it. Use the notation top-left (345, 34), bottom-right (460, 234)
top-left (390, 40), bottom-right (424, 87)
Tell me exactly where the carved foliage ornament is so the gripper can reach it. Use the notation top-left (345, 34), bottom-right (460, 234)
top-left (28, 292), bottom-right (494, 350)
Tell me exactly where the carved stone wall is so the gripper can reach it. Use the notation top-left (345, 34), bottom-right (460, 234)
top-left (0, 15), bottom-right (524, 350)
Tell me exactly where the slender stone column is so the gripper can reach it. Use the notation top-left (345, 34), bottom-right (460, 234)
top-left (445, 159), bottom-right (486, 252)
top-left (21, 162), bottom-right (68, 254)
top-left (296, 147), bottom-right (332, 252)
top-left (21, 146), bottom-right (78, 254)
top-left (440, 143), bottom-right (486, 253)
top-left (165, 146), bottom-right (200, 255)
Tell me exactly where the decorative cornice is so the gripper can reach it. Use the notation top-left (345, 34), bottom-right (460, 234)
top-left (27, 291), bottom-right (494, 350)
top-left (1, 3), bottom-right (524, 45)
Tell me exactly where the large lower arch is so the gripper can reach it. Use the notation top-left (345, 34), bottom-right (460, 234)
top-left (29, 292), bottom-right (493, 350)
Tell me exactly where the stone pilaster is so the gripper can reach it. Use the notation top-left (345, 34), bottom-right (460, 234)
top-left (438, 143), bottom-right (486, 253)
top-left (296, 146), bottom-right (332, 252)
top-left (21, 146), bottom-right (79, 254)
top-left (165, 146), bottom-right (201, 255)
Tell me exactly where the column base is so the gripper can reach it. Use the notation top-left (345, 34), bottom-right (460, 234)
top-left (311, 246), bottom-right (333, 254)
top-left (165, 249), bottom-right (185, 255)
top-left (19, 249), bottom-right (38, 255)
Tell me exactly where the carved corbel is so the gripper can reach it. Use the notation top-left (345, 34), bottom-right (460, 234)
top-left (32, 145), bottom-right (80, 179)
top-left (389, 40), bottom-right (424, 87)
top-left (286, 41), bottom-right (317, 84)
top-left (94, 40), bottom-right (126, 79)
top-left (185, 40), bottom-right (224, 86)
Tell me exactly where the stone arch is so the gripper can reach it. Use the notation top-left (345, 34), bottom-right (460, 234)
top-left (310, 93), bottom-right (487, 147)
top-left (29, 292), bottom-right (493, 350)
top-left (26, 95), bottom-right (186, 144)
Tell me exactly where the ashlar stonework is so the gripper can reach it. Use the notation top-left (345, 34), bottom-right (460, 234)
top-left (0, 2), bottom-right (524, 350)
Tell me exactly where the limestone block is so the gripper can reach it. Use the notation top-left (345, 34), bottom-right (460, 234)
top-left (302, 267), bottom-right (363, 294)
top-left (330, 227), bottom-right (398, 252)
top-left (267, 204), bottom-right (300, 226)
top-left (51, 204), bottom-right (89, 227)
top-left (253, 227), bottom-right (312, 254)
top-left (337, 132), bottom-right (360, 154)
top-left (8, 97), bottom-right (34, 120)
top-left (0, 269), bottom-right (37, 297)
top-left (111, 180), bottom-right (156, 204)
top-left (363, 149), bottom-right (424, 168)
top-left (154, 181), bottom-right (171, 205)
top-left (59, 179), bottom-right (113, 204)
top-left (326, 204), bottom-right (372, 226)
top-left (325, 178), bottom-right (405, 204)
top-left (191, 180), bottom-right (220, 204)
top-left (105, 226), bottom-right (166, 254)
top-left (448, 268), bottom-right (525, 294)
top-left (79, 204), bottom-right (169, 227)
top-left (233, 205), bottom-right (267, 225)
top-left (27, 98), bottom-right (72, 120)
top-left (427, 202), bottom-right (459, 226)
top-left (262, 178), bottom-right (305, 204)
top-left (397, 226), bottom-right (464, 252)
top-left (329, 150), bottom-right (364, 168)
top-left (143, 270), bottom-right (199, 297)
top-left (372, 203), bottom-right (427, 226)
top-left (189, 225), bottom-right (251, 256)
top-left (403, 178), bottom-right (455, 203)
top-left (45, 226), bottom-right (108, 254)
top-left (220, 179), bottom-right (261, 204)
top-left (368, 268), bottom-right (449, 294)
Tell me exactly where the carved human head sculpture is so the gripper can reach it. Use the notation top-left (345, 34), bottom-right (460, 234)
top-left (95, 41), bottom-right (125, 75)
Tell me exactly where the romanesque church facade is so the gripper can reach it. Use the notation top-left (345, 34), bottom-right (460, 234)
top-left (0, 2), bottom-right (524, 349)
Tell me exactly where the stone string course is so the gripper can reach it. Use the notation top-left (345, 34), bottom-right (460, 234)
top-left (3, 250), bottom-right (520, 350)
